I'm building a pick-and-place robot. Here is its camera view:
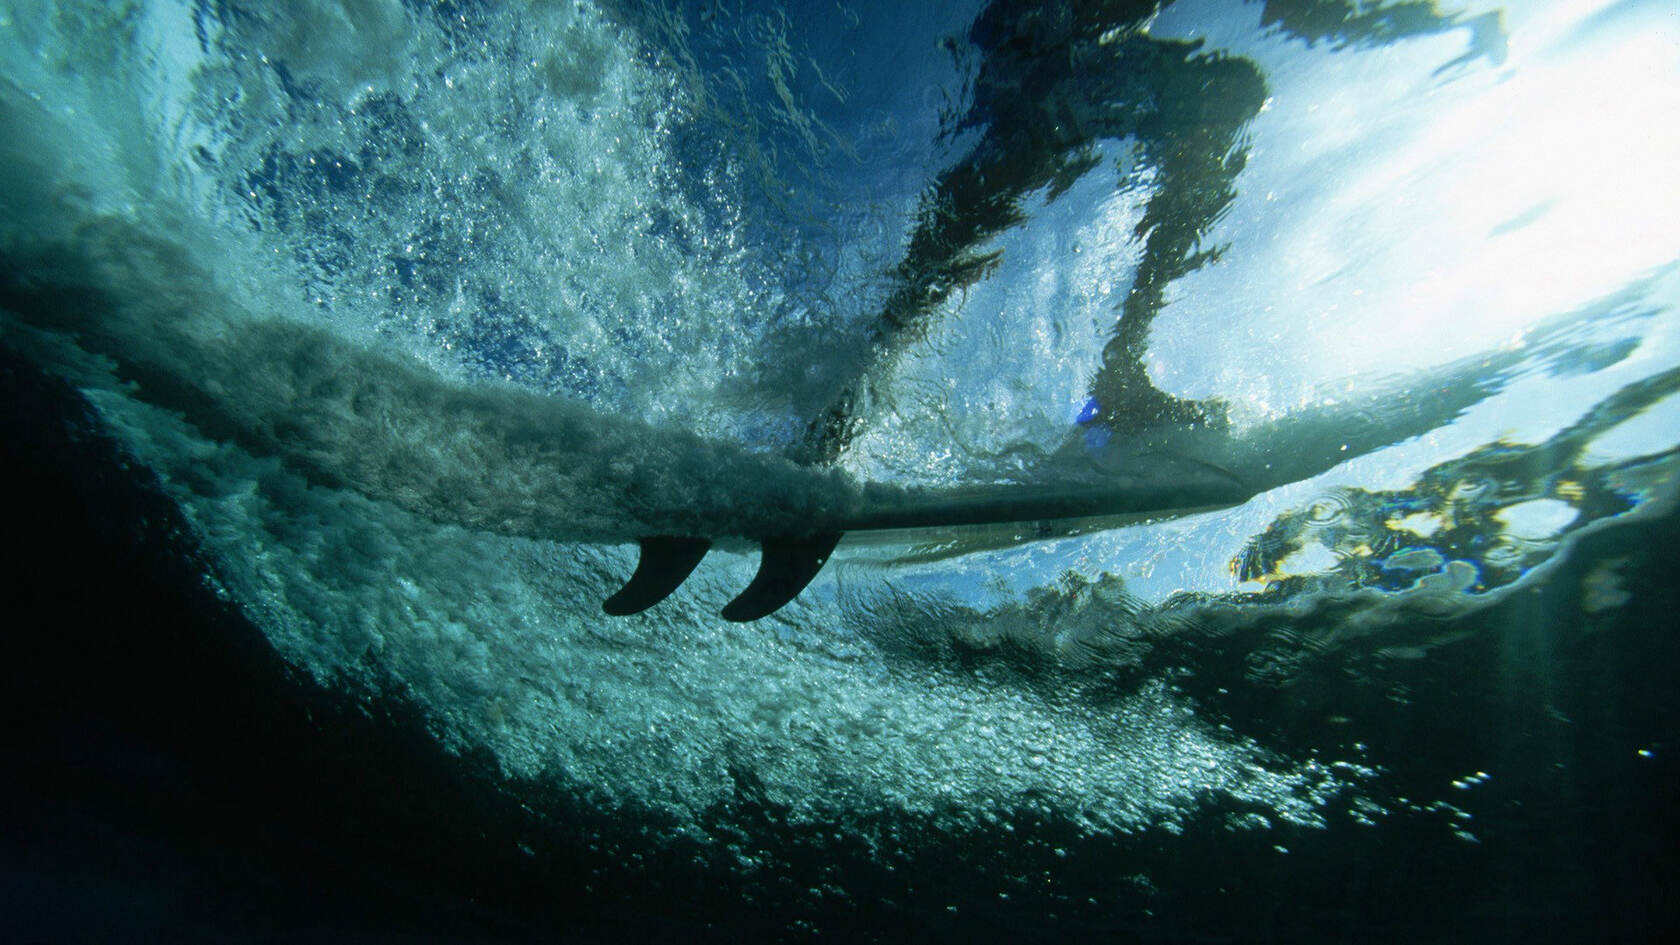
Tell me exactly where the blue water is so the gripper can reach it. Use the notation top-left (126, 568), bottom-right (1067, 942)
top-left (2, 0), bottom-right (1678, 941)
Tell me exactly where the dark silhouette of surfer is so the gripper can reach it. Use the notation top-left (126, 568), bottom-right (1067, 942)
top-left (798, 0), bottom-right (1506, 465)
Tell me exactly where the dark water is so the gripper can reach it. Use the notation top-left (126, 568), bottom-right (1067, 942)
top-left (4, 345), bottom-right (1676, 943)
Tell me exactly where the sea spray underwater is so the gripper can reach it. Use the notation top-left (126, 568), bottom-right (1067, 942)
top-left (2, 0), bottom-right (1678, 941)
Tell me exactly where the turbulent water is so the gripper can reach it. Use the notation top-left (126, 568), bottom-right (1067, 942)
top-left (2, 0), bottom-right (1678, 941)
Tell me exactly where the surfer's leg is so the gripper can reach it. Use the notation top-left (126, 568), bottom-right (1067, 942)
top-left (795, 127), bottom-right (1072, 465)
top-left (1086, 44), bottom-right (1267, 434)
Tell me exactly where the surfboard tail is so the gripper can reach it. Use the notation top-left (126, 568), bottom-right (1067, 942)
top-left (720, 532), bottom-right (844, 622)
top-left (602, 536), bottom-right (713, 616)
top-left (604, 532), bottom-right (844, 621)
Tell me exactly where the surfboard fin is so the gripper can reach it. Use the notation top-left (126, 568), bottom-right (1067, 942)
top-left (602, 536), bottom-right (713, 616)
top-left (721, 532), bottom-right (844, 622)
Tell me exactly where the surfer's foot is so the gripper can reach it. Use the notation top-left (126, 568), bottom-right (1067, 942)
top-left (1084, 384), bottom-right (1228, 437)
